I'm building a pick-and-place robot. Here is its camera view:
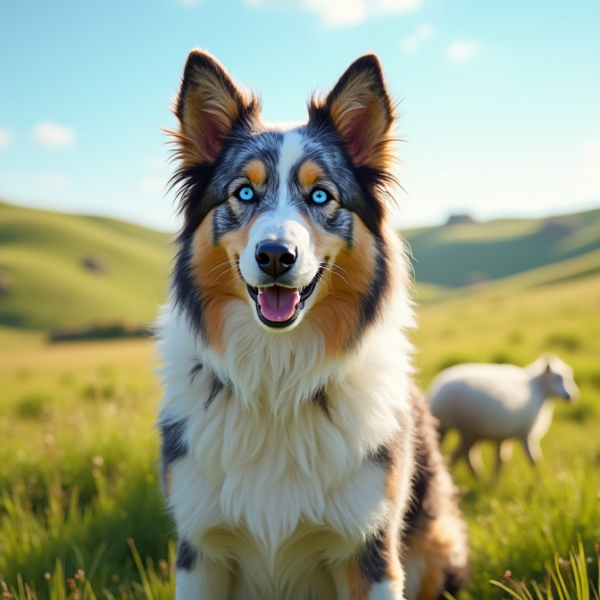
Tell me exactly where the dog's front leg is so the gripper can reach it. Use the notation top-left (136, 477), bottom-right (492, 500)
top-left (332, 552), bottom-right (405, 600)
top-left (175, 539), bottom-right (232, 599)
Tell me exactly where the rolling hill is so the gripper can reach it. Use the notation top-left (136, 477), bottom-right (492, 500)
top-left (1, 199), bottom-right (599, 331)
top-left (403, 207), bottom-right (600, 287)
top-left (0, 200), bottom-right (173, 330)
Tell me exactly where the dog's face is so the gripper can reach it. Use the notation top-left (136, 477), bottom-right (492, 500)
top-left (170, 50), bottom-right (398, 353)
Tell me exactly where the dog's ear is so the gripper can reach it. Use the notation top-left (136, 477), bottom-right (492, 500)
top-left (321, 54), bottom-right (395, 170)
top-left (172, 49), bottom-right (256, 167)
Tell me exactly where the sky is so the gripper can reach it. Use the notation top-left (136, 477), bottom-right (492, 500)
top-left (1, 0), bottom-right (599, 232)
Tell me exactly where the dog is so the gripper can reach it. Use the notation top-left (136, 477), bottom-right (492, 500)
top-left (156, 48), bottom-right (469, 600)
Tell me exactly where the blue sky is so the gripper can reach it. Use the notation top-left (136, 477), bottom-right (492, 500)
top-left (1, 0), bottom-right (599, 231)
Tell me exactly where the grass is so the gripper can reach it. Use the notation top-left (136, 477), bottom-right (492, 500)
top-left (1, 267), bottom-right (600, 597)
top-left (0, 339), bottom-right (172, 598)
top-left (0, 538), bottom-right (176, 600)
top-left (489, 540), bottom-right (600, 600)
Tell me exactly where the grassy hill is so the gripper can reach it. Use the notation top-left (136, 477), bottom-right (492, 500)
top-left (412, 246), bottom-right (600, 306)
top-left (0, 201), bottom-right (173, 330)
top-left (403, 207), bottom-right (600, 287)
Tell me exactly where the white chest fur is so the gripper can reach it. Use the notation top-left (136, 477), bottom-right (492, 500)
top-left (157, 299), bottom-right (414, 591)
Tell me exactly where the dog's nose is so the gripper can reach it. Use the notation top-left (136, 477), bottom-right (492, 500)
top-left (255, 242), bottom-right (297, 278)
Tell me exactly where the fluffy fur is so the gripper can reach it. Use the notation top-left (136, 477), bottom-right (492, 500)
top-left (156, 48), bottom-right (468, 599)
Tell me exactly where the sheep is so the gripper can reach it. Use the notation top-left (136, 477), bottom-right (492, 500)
top-left (428, 354), bottom-right (579, 481)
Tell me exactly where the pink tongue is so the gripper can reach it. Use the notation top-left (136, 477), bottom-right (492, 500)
top-left (258, 286), bottom-right (301, 322)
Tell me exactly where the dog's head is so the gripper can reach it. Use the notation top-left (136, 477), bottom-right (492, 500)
top-left (170, 49), bottom-right (401, 354)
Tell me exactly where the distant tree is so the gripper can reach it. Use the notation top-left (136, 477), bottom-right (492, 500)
top-left (541, 217), bottom-right (577, 239)
top-left (446, 213), bottom-right (476, 226)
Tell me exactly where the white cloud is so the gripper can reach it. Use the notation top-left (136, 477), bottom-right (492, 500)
top-left (401, 24), bottom-right (435, 53)
top-left (374, 0), bottom-right (420, 12)
top-left (247, 0), bottom-right (421, 28)
top-left (33, 173), bottom-right (70, 191)
top-left (141, 176), bottom-right (166, 194)
top-left (0, 124), bottom-right (13, 149)
top-left (447, 39), bottom-right (479, 63)
top-left (32, 121), bottom-right (76, 149)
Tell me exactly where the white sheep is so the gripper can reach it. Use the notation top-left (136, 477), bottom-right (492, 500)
top-left (428, 354), bottom-right (579, 480)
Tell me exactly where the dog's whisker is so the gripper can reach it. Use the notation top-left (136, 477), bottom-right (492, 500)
top-left (323, 264), bottom-right (349, 287)
top-left (316, 261), bottom-right (347, 290)
top-left (207, 260), bottom-right (234, 275)
top-left (213, 265), bottom-right (240, 282)
top-left (328, 264), bottom-right (349, 279)
top-left (328, 263), bottom-right (349, 277)
top-left (221, 272), bottom-right (243, 290)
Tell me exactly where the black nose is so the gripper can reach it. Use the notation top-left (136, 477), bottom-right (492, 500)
top-left (255, 242), bottom-right (297, 278)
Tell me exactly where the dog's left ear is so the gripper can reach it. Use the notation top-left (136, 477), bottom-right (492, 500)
top-left (321, 54), bottom-right (395, 170)
top-left (172, 49), bottom-right (258, 167)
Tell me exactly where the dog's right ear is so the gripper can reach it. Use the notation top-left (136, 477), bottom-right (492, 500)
top-left (315, 54), bottom-right (395, 171)
top-left (172, 49), bottom-right (256, 167)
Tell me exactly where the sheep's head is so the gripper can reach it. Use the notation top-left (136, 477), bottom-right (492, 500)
top-left (537, 354), bottom-right (580, 403)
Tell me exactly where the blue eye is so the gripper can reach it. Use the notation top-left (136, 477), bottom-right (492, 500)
top-left (311, 189), bottom-right (330, 204)
top-left (236, 186), bottom-right (255, 202)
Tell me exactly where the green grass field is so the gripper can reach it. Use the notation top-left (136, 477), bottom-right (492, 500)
top-left (1, 265), bottom-right (600, 599)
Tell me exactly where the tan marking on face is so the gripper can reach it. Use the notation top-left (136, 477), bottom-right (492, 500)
top-left (298, 160), bottom-right (325, 189)
top-left (219, 212), bottom-right (260, 259)
top-left (406, 517), bottom-right (462, 600)
top-left (245, 159), bottom-right (267, 187)
top-left (346, 559), bottom-right (370, 600)
top-left (307, 215), bottom-right (378, 356)
top-left (191, 210), bottom-right (256, 351)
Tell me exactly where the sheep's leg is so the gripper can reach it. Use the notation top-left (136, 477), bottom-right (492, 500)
top-left (467, 443), bottom-right (485, 479)
top-left (451, 435), bottom-right (480, 479)
top-left (522, 434), bottom-right (542, 467)
top-left (493, 440), bottom-right (513, 484)
top-left (450, 434), bottom-right (469, 467)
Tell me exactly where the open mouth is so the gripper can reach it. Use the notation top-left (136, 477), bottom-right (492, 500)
top-left (246, 269), bottom-right (323, 328)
